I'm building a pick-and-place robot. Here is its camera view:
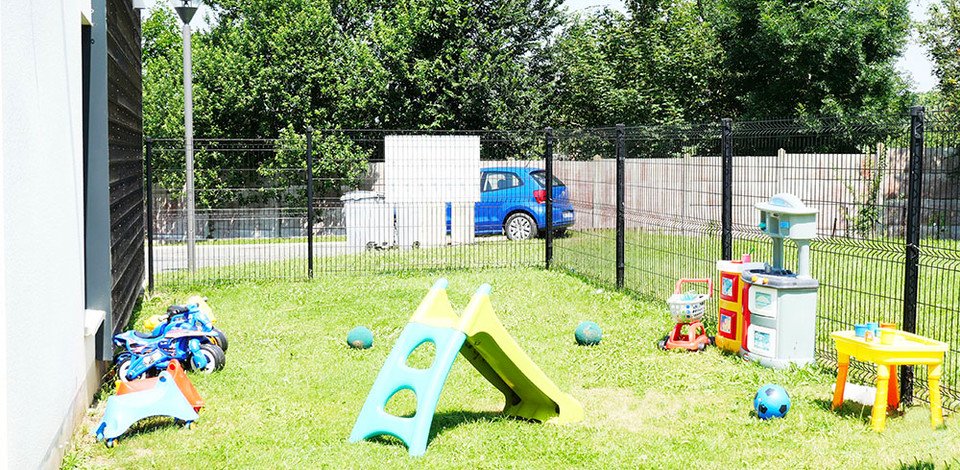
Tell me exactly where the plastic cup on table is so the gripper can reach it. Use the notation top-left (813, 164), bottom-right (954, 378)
top-left (866, 322), bottom-right (880, 336)
top-left (880, 328), bottom-right (897, 345)
top-left (880, 322), bottom-right (898, 330)
top-left (854, 324), bottom-right (869, 337)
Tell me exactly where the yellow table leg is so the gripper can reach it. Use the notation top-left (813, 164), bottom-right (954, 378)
top-left (832, 353), bottom-right (850, 410)
top-left (929, 363), bottom-right (944, 429)
top-left (872, 364), bottom-right (889, 432)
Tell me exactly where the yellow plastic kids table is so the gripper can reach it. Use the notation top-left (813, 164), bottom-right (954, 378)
top-left (830, 330), bottom-right (948, 432)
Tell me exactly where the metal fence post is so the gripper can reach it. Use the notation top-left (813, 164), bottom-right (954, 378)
top-left (721, 118), bottom-right (733, 260)
top-left (545, 127), bottom-right (554, 269)
top-left (306, 128), bottom-right (315, 279)
top-left (145, 137), bottom-right (154, 292)
top-left (901, 106), bottom-right (925, 405)
top-left (616, 124), bottom-right (625, 289)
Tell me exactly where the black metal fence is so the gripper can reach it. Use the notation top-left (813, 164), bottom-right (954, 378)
top-left (551, 108), bottom-right (960, 411)
top-left (145, 130), bottom-right (547, 287)
top-left (145, 109), bottom-right (959, 409)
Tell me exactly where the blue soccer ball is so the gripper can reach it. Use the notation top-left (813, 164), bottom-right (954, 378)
top-left (754, 384), bottom-right (791, 420)
top-left (347, 326), bottom-right (374, 349)
top-left (575, 321), bottom-right (602, 346)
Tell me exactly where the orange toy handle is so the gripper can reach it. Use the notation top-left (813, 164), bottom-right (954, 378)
top-left (674, 278), bottom-right (713, 297)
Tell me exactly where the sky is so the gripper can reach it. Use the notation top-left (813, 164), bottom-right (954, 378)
top-left (566, 0), bottom-right (937, 92)
top-left (151, 0), bottom-right (938, 92)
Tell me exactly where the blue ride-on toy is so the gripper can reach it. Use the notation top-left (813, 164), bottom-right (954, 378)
top-left (114, 328), bottom-right (225, 382)
top-left (144, 298), bottom-right (228, 352)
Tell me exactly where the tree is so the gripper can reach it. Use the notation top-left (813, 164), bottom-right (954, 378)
top-left (545, 3), bottom-right (726, 129)
top-left (921, 0), bottom-right (960, 110)
top-left (713, 0), bottom-right (914, 119)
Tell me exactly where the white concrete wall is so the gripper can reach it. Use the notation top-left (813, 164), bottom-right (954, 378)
top-left (2, 2), bottom-right (98, 468)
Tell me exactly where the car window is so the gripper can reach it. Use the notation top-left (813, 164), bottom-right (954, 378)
top-left (481, 171), bottom-right (523, 192)
top-left (530, 170), bottom-right (565, 187)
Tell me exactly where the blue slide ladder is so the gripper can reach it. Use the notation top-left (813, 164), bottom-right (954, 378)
top-left (348, 322), bottom-right (466, 456)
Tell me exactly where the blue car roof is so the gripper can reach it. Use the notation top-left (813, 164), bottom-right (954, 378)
top-left (483, 167), bottom-right (542, 173)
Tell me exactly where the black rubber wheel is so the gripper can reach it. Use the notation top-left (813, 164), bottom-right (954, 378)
top-left (708, 335), bottom-right (716, 346)
top-left (554, 228), bottom-right (568, 238)
top-left (657, 335), bottom-right (669, 351)
top-left (697, 342), bottom-right (707, 352)
top-left (190, 344), bottom-right (226, 373)
top-left (504, 213), bottom-right (538, 240)
top-left (212, 327), bottom-right (229, 352)
top-left (105, 438), bottom-right (116, 448)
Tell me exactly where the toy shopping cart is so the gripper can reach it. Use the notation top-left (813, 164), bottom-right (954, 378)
top-left (659, 278), bottom-right (713, 352)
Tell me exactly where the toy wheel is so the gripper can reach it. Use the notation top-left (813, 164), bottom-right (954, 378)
top-left (697, 342), bottom-right (706, 352)
top-left (190, 344), bottom-right (226, 373)
top-left (184, 420), bottom-right (194, 430)
top-left (105, 438), bottom-right (116, 448)
top-left (505, 213), bottom-right (537, 240)
top-left (708, 335), bottom-right (715, 345)
top-left (657, 335), bottom-right (669, 351)
top-left (212, 327), bottom-right (229, 352)
top-left (116, 359), bottom-right (137, 382)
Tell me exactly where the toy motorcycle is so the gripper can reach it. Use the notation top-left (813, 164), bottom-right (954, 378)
top-left (143, 297), bottom-right (228, 352)
top-left (114, 329), bottom-right (225, 381)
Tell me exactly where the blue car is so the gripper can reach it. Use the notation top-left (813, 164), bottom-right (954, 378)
top-left (448, 167), bottom-right (575, 240)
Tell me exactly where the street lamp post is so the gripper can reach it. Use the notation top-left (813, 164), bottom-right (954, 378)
top-left (174, 1), bottom-right (198, 270)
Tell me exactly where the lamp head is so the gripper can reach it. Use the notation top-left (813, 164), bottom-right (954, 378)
top-left (174, 0), bottom-right (199, 24)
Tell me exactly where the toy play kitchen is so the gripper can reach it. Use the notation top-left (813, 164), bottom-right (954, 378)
top-left (715, 254), bottom-right (763, 354)
top-left (740, 193), bottom-right (819, 369)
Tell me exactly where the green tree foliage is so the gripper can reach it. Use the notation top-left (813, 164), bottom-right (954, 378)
top-left (921, 0), bottom-right (960, 110)
top-left (546, 3), bottom-right (726, 128)
top-left (714, 0), bottom-right (914, 119)
top-left (142, 0), bottom-right (917, 171)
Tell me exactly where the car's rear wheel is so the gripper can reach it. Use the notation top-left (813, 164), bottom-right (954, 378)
top-left (504, 213), bottom-right (537, 240)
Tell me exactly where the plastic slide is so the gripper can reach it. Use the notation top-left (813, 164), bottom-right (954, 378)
top-left (458, 284), bottom-right (584, 424)
top-left (349, 279), bottom-right (583, 456)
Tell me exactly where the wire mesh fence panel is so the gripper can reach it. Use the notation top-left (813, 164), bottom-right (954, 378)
top-left (147, 131), bottom-right (548, 286)
top-left (149, 139), bottom-right (310, 286)
top-left (310, 129), bottom-right (546, 272)
top-left (553, 124), bottom-right (724, 325)
top-left (917, 111), bottom-right (960, 409)
top-left (551, 128), bottom-right (619, 287)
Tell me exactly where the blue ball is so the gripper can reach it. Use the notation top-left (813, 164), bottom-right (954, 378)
top-left (575, 321), bottom-right (602, 346)
top-left (754, 384), bottom-right (791, 420)
top-left (347, 326), bottom-right (374, 349)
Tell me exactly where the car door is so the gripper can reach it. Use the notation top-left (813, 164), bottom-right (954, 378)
top-left (477, 170), bottom-right (523, 233)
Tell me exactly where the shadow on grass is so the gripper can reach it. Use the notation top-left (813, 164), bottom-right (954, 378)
top-left (365, 410), bottom-right (503, 453)
top-left (812, 397), bottom-right (903, 424)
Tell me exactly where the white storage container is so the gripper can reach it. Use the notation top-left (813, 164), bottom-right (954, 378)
top-left (341, 191), bottom-right (393, 249)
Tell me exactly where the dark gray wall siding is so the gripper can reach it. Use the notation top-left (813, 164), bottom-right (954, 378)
top-left (107, 0), bottom-right (143, 333)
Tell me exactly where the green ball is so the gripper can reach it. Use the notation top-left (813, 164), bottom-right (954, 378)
top-left (347, 326), bottom-right (374, 349)
top-left (575, 321), bottom-right (602, 346)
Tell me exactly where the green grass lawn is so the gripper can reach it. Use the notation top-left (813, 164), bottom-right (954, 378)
top-left (64, 268), bottom-right (959, 469)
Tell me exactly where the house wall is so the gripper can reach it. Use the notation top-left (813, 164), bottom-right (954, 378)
top-left (2, 2), bottom-right (101, 468)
